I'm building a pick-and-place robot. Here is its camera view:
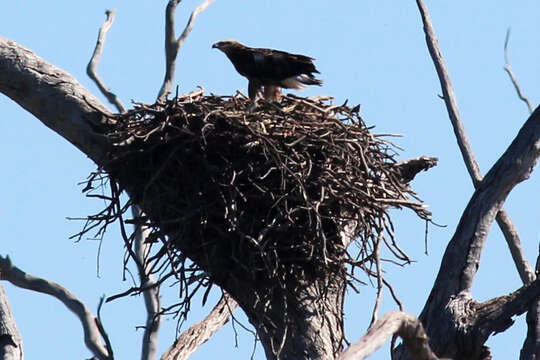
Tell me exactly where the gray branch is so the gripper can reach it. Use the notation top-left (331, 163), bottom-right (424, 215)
top-left (415, 0), bottom-right (535, 287)
top-left (0, 36), bottom-right (112, 163)
top-left (0, 285), bottom-right (23, 360)
top-left (132, 206), bottom-right (161, 360)
top-left (157, 0), bottom-right (215, 101)
top-left (87, 11), bottom-right (161, 358)
top-left (160, 293), bottom-right (238, 360)
top-left (338, 311), bottom-right (444, 360)
top-left (87, 9), bottom-right (126, 113)
top-left (504, 29), bottom-right (534, 115)
top-left (415, 106), bottom-right (540, 358)
top-left (0, 255), bottom-right (111, 360)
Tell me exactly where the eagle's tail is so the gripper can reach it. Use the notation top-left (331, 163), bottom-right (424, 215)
top-left (297, 74), bottom-right (323, 86)
top-left (281, 74), bottom-right (323, 89)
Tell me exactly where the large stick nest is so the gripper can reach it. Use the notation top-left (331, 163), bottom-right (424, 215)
top-left (81, 89), bottom-right (430, 310)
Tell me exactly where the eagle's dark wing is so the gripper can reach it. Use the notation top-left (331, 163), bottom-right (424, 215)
top-left (225, 46), bottom-right (321, 85)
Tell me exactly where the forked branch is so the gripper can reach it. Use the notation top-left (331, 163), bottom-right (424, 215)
top-left (0, 255), bottom-right (111, 360)
top-left (415, 0), bottom-right (535, 286)
top-left (157, 0), bottom-right (215, 101)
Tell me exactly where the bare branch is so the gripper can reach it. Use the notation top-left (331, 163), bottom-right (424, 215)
top-left (132, 205), bottom-right (161, 360)
top-left (432, 106), bottom-right (540, 299)
top-left (415, 0), bottom-right (535, 286)
top-left (0, 36), bottom-right (112, 163)
top-left (87, 9), bottom-right (126, 113)
top-left (394, 156), bottom-right (438, 183)
top-left (0, 284), bottom-right (23, 360)
top-left (157, 0), bottom-right (215, 101)
top-left (503, 29), bottom-right (534, 114)
top-left (160, 293), bottom-right (238, 360)
top-left (413, 107), bottom-right (540, 359)
top-left (87, 12), bottom-right (161, 358)
top-left (475, 278), bottom-right (540, 342)
top-left (0, 255), bottom-right (111, 360)
top-left (338, 311), bottom-right (443, 360)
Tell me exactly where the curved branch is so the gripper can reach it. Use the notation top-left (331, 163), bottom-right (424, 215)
top-left (0, 36), bottom-right (112, 163)
top-left (338, 311), bottom-right (442, 360)
top-left (160, 293), bottom-right (238, 360)
top-left (415, 0), bottom-right (535, 286)
top-left (0, 285), bottom-right (23, 360)
top-left (87, 9), bottom-right (126, 113)
top-left (157, 0), bottom-right (215, 101)
top-left (0, 255), bottom-right (111, 360)
top-left (431, 106), bottom-right (540, 298)
top-left (503, 29), bottom-right (534, 115)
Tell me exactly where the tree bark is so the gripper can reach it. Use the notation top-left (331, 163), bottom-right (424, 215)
top-left (0, 36), bottom-right (112, 164)
top-left (395, 106), bottom-right (540, 359)
top-left (0, 285), bottom-right (23, 360)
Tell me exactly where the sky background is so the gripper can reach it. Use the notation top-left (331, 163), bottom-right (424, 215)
top-left (1, 1), bottom-right (539, 359)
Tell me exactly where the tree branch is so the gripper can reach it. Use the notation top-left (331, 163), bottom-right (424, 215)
top-left (338, 311), bottom-right (444, 360)
top-left (0, 285), bottom-right (23, 360)
top-left (157, 0), bottom-right (215, 101)
top-left (415, 0), bottom-right (535, 287)
top-left (87, 9), bottom-right (126, 113)
top-left (0, 36), bottom-right (112, 163)
top-left (87, 12), bottom-right (161, 359)
top-left (503, 29), bottom-right (534, 115)
top-left (0, 255), bottom-right (111, 360)
top-left (132, 206), bottom-right (161, 360)
top-left (475, 278), bottom-right (540, 341)
top-left (160, 293), bottom-right (238, 360)
top-left (410, 106), bottom-right (540, 359)
top-left (432, 105), bottom-right (540, 299)
top-left (394, 156), bottom-right (438, 183)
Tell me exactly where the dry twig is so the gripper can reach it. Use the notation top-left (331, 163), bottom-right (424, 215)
top-left (157, 0), bottom-right (215, 101)
top-left (87, 9), bottom-right (126, 113)
top-left (503, 29), bottom-right (534, 114)
top-left (0, 255), bottom-right (111, 360)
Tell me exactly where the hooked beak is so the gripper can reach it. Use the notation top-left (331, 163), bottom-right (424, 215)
top-left (211, 43), bottom-right (218, 49)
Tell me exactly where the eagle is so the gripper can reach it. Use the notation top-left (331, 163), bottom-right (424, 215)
top-left (212, 40), bottom-right (322, 107)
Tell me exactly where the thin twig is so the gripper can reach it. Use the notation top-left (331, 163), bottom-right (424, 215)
top-left (415, 0), bottom-right (535, 285)
top-left (503, 28), bottom-right (534, 114)
top-left (87, 9), bottom-right (126, 113)
top-left (0, 255), bottom-right (111, 360)
top-left (157, 0), bottom-right (215, 101)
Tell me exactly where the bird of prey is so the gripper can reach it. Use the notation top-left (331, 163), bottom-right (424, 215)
top-left (212, 40), bottom-right (322, 108)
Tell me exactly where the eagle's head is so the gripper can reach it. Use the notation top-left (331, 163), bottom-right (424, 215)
top-left (212, 40), bottom-right (245, 53)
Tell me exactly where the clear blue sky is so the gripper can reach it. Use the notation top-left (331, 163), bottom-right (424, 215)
top-left (1, 1), bottom-right (539, 359)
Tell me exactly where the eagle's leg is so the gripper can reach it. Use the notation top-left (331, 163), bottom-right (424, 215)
top-left (247, 79), bottom-right (262, 112)
top-left (263, 85), bottom-right (282, 103)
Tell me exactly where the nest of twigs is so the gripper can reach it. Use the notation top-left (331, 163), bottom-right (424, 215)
top-left (80, 89), bottom-right (430, 314)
